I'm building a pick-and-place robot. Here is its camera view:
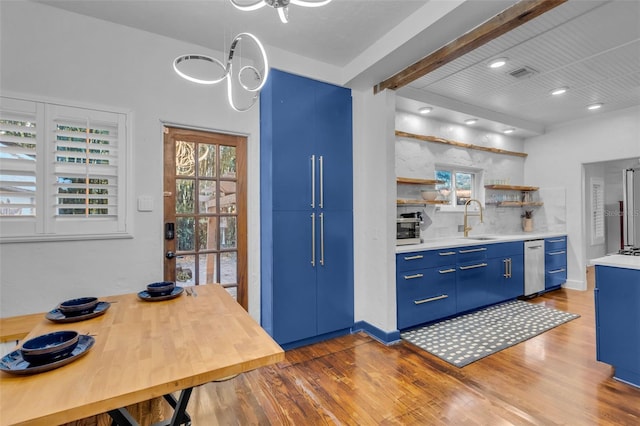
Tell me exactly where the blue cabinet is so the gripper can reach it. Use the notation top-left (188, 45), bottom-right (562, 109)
top-left (594, 265), bottom-right (640, 388)
top-left (396, 250), bottom-right (457, 329)
top-left (397, 241), bottom-right (527, 330)
top-left (487, 242), bottom-right (524, 305)
top-left (456, 245), bottom-right (489, 313)
top-left (545, 236), bottom-right (567, 290)
top-left (261, 69), bottom-right (353, 347)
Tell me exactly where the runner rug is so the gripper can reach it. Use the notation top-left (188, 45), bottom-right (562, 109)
top-left (400, 299), bottom-right (579, 367)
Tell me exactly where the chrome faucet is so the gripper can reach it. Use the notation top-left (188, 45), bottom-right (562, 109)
top-left (463, 199), bottom-right (484, 237)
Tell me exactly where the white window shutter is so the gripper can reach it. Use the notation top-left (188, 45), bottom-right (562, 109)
top-left (0, 98), bottom-right (39, 217)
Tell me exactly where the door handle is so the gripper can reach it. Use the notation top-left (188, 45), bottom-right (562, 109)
top-left (165, 251), bottom-right (176, 259)
top-left (311, 213), bottom-right (316, 266)
top-left (459, 263), bottom-right (488, 270)
top-left (319, 155), bottom-right (324, 209)
top-left (319, 212), bottom-right (325, 266)
top-left (458, 247), bottom-right (487, 254)
top-left (310, 155), bottom-right (316, 208)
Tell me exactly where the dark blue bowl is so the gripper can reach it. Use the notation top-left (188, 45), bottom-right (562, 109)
top-left (146, 281), bottom-right (176, 297)
top-left (58, 297), bottom-right (99, 317)
top-left (20, 331), bottom-right (80, 365)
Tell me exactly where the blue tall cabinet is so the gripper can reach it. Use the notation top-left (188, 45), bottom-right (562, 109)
top-left (260, 69), bottom-right (354, 348)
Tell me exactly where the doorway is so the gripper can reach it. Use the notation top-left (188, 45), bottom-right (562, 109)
top-left (163, 126), bottom-right (247, 309)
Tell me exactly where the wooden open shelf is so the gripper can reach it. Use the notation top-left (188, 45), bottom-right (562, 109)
top-left (397, 177), bottom-right (444, 185)
top-left (397, 199), bottom-right (449, 205)
top-left (487, 201), bottom-right (544, 207)
top-left (484, 184), bottom-right (539, 191)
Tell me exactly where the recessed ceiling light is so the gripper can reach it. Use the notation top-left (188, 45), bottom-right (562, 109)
top-left (550, 87), bottom-right (568, 96)
top-left (503, 128), bottom-right (515, 134)
top-left (488, 58), bottom-right (508, 69)
top-left (587, 103), bottom-right (603, 110)
top-left (418, 106), bottom-right (433, 114)
top-left (465, 119), bottom-right (478, 125)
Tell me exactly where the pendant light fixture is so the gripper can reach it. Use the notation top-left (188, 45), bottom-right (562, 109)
top-left (230, 0), bottom-right (333, 23)
top-left (173, 32), bottom-right (269, 112)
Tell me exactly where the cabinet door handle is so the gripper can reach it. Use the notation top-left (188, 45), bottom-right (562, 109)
top-left (508, 258), bottom-right (512, 278)
top-left (503, 258), bottom-right (509, 278)
top-left (528, 245), bottom-right (543, 249)
top-left (548, 238), bottom-right (565, 243)
top-left (439, 268), bottom-right (456, 274)
top-left (319, 155), bottom-right (324, 209)
top-left (403, 273), bottom-right (424, 280)
top-left (548, 268), bottom-right (566, 274)
top-left (439, 251), bottom-right (456, 256)
top-left (459, 262), bottom-right (488, 270)
top-left (458, 247), bottom-right (487, 254)
top-left (549, 250), bottom-right (566, 255)
top-left (310, 155), bottom-right (316, 208)
top-left (403, 255), bottom-right (424, 260)
top-left (319, 212), bottom-right (325, 266)
top-left (414, 294), bottom-right (448, 305)
top-left (310, 213), bottom-right (316, 266)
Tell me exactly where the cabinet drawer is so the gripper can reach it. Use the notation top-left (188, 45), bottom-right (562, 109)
top-left (545, 267), bottom-right (567, 288)
top-left (545, 236), bottom-right (567, 251)
top-left (487, 241), bottom-right (524, 258)
top-left (397, 267), bottom-right (456, 329)
top-left (456, 245), bottom-right (488, 263)
top-left (545, 249), bottom-right (567, 270)
top-left (396, 249), bottom-right (457, 272)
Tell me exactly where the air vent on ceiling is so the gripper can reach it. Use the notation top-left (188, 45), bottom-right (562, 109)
top-left (508, 66), bottom-right (538, 79)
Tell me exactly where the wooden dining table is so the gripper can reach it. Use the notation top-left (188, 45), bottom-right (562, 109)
top-left (0, 284), bottom-right (284, 426)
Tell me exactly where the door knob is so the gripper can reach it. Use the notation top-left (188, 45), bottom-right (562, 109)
top-left (166, 251), bottom-right (176, 259)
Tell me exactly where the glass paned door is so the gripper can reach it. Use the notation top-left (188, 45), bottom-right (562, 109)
top-left (163, 127), bottom-right (247, 308)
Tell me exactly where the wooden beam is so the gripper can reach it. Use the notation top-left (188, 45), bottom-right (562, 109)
top-left (396, 130), bottom-right (528, 158)
top-left (374, 0), bottom-right (567, 94)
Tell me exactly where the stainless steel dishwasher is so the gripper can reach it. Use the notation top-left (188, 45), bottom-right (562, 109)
top-left (524, 239), bottom-right (545, 296)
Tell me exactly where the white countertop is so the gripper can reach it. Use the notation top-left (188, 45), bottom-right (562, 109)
top-left (590, 255), bottom-right (640, 271)
top-left (396, 232), bottom-right (567, 253)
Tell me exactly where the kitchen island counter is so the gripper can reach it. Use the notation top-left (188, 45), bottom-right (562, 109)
top-left (590, 254), bottom-right (640, 271)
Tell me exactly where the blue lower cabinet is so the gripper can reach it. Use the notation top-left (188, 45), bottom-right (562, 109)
top-left (456, 259), bottom-right (489, 313)
top-left (397, 265), bottom-right (456, 329)
top-left (595, 266), bottom-right (640, 388)
top-left (487, 254), bottom-right (524, 305)
top-left (545, 237), bottom-right (567, 290)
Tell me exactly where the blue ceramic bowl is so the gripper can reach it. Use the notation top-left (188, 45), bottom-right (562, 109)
top-left (58, 297), bottom-right (99, 317)
top-left (20, 331), bottom-right (80, 365)
top-left (146, 281), bottom-right (176, 297)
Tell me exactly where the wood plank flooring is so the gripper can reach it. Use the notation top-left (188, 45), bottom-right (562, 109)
top-left (168, 281), bottom-right (640, 425)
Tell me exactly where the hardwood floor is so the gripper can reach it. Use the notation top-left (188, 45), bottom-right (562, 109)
top-left (170, 283), bottom-right (639, 425)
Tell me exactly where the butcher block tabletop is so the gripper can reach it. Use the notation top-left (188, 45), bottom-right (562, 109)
top-left (0, 284), bottom-right (284, 426)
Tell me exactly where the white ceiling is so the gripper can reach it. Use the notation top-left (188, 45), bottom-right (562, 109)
top-left (34, 0), bottom-right (640, 138)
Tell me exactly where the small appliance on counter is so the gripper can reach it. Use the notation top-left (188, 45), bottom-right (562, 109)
top-left (396, 212), bottom-right (422, 245)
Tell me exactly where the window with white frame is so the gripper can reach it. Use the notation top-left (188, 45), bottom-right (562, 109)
top-left (435, 166), bottom-right (483, 209)
top-left (0, 96), bottom-right (130, 242)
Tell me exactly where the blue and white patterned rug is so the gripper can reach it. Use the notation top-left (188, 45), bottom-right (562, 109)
top-left (400, 299), bottom-right (580, 367)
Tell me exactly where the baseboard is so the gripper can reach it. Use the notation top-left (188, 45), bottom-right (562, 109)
top-left (563, 278), bottom-right (586, 291)
top-left (352, 321), bottom-right (401, 345)
top-left (279, 328), bottom-right (352, 351)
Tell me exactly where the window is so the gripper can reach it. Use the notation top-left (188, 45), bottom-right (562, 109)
top-left (0, 96), bottom-right (130, 242)
top-left (435, 166), bottom-right (483, 209)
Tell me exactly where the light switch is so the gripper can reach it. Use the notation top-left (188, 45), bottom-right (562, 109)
top-left (137, 195), bottom-right (154, 212)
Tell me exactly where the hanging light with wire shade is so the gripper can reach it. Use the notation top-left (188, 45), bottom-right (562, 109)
top-left (229, 0), bottom-right (332, 23)
top-left (173, 32), bottom-right (269, 112)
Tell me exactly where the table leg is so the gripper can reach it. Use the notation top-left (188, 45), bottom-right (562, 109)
top-left (108, 388), bottom-right (193, 426)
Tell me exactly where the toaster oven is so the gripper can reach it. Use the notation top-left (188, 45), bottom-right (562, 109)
top-left (396, 216), bottom-right (421, 245)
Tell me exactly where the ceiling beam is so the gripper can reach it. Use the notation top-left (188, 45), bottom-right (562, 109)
top-left (373, 0), bottom-right (567, 94)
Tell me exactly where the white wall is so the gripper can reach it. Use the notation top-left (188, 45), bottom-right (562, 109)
top-left (524, 105), bottom-right (640, 290)
top-left (0, 1), bottom-right (333, 319)
top-left (352, 88), bottom-right (397, 334)
top-left (395, 111), bottom-right (541, 239)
